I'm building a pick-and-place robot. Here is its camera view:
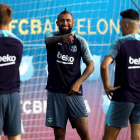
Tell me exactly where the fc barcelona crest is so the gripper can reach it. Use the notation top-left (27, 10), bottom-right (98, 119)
top-left (71, 45), bottom-right (77, 52)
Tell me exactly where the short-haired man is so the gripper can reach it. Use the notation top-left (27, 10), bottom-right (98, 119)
top-left (0, 4), bottom-right (23, 140)
top-left (45, 9), bottom-right (94, 140)
top-left (101, 9), bottom-right (140, 140)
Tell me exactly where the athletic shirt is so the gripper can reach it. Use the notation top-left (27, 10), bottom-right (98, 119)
top-left (107, 34), bottom-right (140, 102)
top-left (45, 32), bottom-right (93, 95)
top-left (0, 30), bottom-right (23, 95)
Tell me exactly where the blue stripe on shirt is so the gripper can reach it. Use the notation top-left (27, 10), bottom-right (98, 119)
top-left (0, 30), bottom-right (23, 45)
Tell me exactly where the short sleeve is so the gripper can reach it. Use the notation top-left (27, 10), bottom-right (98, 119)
top-left (106, 39), bottom-right (120, 60)
top-left (76, 35), bottom-right (93, 64)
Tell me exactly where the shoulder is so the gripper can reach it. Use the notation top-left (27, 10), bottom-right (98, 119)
top-left (75, 34), bottom-right (87, 43)
top-left (75, 34), bottom-right (88, 48)
top-left (111, 39), bottom-right (119, 47)
top-left (44, 31), bottom-right (60, 38)
top-left (3, 30), bottom-right (23, 45)
top-left (117, 34), bottom-right (140, 45)
top-left (109, 36), bottom-right (129, 48)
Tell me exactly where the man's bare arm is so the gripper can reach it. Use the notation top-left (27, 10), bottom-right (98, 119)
top-left (101, 56), bottom-right (112, 89)
top-left (45, 33), bottom-right (74, 46)
top-left (69, 60), bottom-right (94, 95)
top-left (101, 56), bottom-right (120, 100)
top-left (45, 36), bottom-right (62, 46)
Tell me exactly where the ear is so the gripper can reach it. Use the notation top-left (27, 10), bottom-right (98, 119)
top-left (9, 18), bottom-right (12, 23)
top-left (56, 20), bottom-right (58, 27)
top-left (72, 20), bottom-right (75, 26)
top-left (125, 22), bottom-right (129, 29)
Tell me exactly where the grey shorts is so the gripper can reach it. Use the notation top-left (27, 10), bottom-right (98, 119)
top-left (45, 91), bottom-right (88, 129)
top-left (0, 92), bottom-right (21, 135)
top-left (105, 101), bottom-right (140, 128)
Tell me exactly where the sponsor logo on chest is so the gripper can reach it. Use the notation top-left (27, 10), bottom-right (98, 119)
top-left (57, 51), bottom-right (74, 64)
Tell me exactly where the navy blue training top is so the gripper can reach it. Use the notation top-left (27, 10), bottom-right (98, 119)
top-left (0, 30), bottom-right (23, 95)
top-left (45, 32), bottom-right (93, 95)
top-left (107, 34), bottom-right (140, 102)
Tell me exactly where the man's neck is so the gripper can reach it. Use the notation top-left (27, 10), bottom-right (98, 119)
top-left (0, 25), bottom-right (8, 30)
top-left (129, 28), bottom-right (139, 35)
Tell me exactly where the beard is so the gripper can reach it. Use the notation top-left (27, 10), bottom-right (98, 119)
top-left (59, 26), bottom-right (72, 35)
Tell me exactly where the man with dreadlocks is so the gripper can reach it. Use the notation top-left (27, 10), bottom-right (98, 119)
top-left (44, 8), bottom-right (94, 140)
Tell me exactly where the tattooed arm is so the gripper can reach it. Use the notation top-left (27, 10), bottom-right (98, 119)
top-left (69, 35), bottom-right (94, 95)
top-left (45, 33), bottom-right (74, 46)
top-left (69, 60), bottom-right (94, 95)
top-left (45, 36), bottom-right (61, 45)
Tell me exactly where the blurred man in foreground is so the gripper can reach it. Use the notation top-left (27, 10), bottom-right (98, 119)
top-left (0, 4), bottom-right (23, 140)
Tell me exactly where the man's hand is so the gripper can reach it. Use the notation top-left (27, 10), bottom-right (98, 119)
top-left (45, 33), bottom-right (74, 46)
top-left (101, 56), bottom-right (121, 100)
top-left (69, 81), bottom-right (81, 95)
top-left (61, 33), bottom-right (74, 44)
top-left (69, 61), bottom-right (94, 95)
top-left (104, 85), bottom-right (121, 100)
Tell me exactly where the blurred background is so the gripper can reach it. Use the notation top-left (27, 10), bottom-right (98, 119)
top-left (1, 0), bottom-right (140, 139)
